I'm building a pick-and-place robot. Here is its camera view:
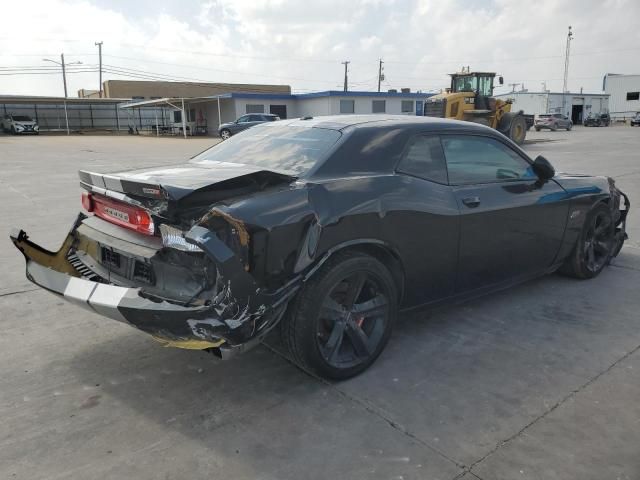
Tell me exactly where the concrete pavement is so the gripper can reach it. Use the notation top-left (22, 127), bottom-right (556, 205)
top-left (1, 127), bottom-right (639, 479)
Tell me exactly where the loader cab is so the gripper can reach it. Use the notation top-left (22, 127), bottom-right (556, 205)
top-left (450, 72), bottom-right (500, 111)
top-left (450, 72), bottom-right (497, 97)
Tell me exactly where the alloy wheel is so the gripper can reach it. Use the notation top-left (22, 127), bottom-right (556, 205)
top-left (316, 271), bottom-right (389, 369)
top-left (583, 210), bottom-right (613, 273)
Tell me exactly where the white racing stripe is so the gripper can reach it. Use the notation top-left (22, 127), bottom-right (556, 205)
top-left (89, 283), bottom-right (130, 323)
top-left (63, 277), bottom-right (98, 311)
top-left (102, 175), bottom-right (123, 192)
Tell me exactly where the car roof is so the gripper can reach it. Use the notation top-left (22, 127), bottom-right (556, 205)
top-left (275, 114), bottom-right (498, 134)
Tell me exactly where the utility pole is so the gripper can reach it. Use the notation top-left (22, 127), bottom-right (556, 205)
top-left (508, 82), bottom-right (521, 93)
top-left (95, 41), bottom-right (103, 97)
top-left (342, 60), bottom-right (350, 92)
top-left (562, 26), bottom-right (573, 115)
top-left (377, 59), bottom-right (384, 92)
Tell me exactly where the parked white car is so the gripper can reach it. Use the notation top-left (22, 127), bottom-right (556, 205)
top-left (1, 114), bottom-right (39, 134)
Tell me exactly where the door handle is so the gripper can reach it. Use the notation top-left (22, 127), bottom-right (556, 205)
top-left (462, 196), bottom-right (481, 208)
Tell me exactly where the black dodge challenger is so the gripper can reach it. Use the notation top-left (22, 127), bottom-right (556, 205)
top-left (11, 115), bottom-right (630, 379)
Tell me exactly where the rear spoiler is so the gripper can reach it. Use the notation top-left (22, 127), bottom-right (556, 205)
top-left (79, 170), bottom-right (167, 200)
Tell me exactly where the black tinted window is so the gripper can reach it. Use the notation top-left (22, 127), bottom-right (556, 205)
top-left (397, 135), bottom-right (448, 184)
top-left (442, 135), bottom-right (536, 185)
top-left (193, 125), bottom-right (342, 175)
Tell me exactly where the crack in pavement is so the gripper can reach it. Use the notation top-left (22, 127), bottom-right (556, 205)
top-left (466, 342), bottom-right (640, 475)
top-left (261, 342), bottom-right (466, 474)
top-left (0, 287), bottom-right (40, 298)
top-left (609, 263), bottom-right (640, 273)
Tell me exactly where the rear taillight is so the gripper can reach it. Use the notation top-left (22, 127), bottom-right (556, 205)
top-left (88, 194), bottom-right (154, 235)
top-left (81, 191), bottom-right (94, 212)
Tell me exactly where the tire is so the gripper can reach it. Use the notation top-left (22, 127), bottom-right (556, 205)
top-left (535, 127), bottom-right (541, 132)
top-left (282, 250), bottom-right (398, 380)
top-left (506, 115), bottom-right (527, 145)
top-left (219, 129), bottom-right (231, 140)
top-left (559, 204), bottom-right (615, 279)
top-left (567, 123), bottom-right (573, 131)
top-left (10, 126), bottom-right (16, 135)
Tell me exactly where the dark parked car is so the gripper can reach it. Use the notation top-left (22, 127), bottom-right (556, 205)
top-left (218, 113), bottom-right (279, 139)
top-left (11, 116), bottom-right (630, 379)
top-left (584, 113), bottom-right (611, 127)
top-left (630, 113), bottom-right (640, 127)
top-left (535, 113), bottom-right (572, 131)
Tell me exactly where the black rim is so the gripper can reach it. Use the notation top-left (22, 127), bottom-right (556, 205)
top-left (316, 271), bottom-right (389, 369)
top-left (584, 211), bottom-right (613, 272)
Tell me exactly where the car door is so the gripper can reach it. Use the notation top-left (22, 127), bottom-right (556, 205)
top-left (393, 134), bottom-right (460, 305)
top-left (234, 115), bottom-right (252, 133)
top-left (441, 134), bottom-right (569, 293)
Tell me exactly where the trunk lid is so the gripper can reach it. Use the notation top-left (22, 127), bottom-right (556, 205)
top-left (79, 161), bottom-right (296, 203)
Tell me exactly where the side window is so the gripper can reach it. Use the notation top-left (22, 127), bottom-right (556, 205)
top-left (442, 135), bottom-right (536, 185)
top-left (397, 135), bottom-right (448, 184)
top-left (237, 115), bottom-right (250, 123)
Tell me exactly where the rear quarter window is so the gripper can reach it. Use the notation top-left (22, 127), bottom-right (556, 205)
top-left (397, 135), bottom-right (448, 184)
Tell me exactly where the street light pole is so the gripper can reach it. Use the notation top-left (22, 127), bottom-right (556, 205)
top-left (95, 41), bottom-right (103, 97)
top-left (43, 55), bottom-right (82, 135)
top-left (61, 53), bottom-right (68, 97)
top-left (43, 55), bottom-right (82, 98)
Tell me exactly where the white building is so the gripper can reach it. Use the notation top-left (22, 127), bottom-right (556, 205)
top-left (121, 90), bottom-right (434, 136)
top-left (495, 91), bottom-right (609, 124)
top-left (603, 74), bottom-right (640, 119)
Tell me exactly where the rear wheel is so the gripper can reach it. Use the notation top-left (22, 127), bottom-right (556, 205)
top-left (282, 251), bottom-right (397, 380)
top-left (559, 204), bottom-right (615, 279)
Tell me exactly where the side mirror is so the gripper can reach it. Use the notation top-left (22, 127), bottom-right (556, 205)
top-left (498, 76), bottom-right (504, 85)
top-left (532, 155), bottom-right (555, 181)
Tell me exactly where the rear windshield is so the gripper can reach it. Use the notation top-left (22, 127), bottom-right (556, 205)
top-left (192, 124), bottom-right (342, 175)
top-left (12, 116), bottom-right (32, 121)
top-left (538, 114), bottom-right (551, 118)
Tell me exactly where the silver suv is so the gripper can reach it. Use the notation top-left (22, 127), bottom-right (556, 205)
top-left (1, 114), bottom-right (40, 135)
top-left (534, 113), bottom-right (572, 131)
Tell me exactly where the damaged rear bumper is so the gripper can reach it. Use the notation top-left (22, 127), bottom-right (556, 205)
top-left (10, 217), bottom-right (300, 358)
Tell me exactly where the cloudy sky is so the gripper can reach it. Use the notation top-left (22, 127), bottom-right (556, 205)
top-left (1, 0), bottom-right (639, 97)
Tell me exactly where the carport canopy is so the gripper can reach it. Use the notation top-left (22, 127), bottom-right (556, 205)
top-left (0, 95), bottom-right (129, 135)
top-left (119, 95), bottom-right (232, 138)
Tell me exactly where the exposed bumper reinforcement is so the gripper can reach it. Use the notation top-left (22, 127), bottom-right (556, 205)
top-left (10, 222), bottom-right (299, 356)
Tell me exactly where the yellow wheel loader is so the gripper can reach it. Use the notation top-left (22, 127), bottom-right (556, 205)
top-left (424, 70), bottom-right (528, 145)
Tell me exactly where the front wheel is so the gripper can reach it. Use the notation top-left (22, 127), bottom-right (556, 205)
top-left (282, 251), bottom-right (397, 380)
top-left (567, 123), bottom-right (573, 131)
top-left (219, 129), bottom-right (231, 140)
top-left (559, 204), bottom-right (615, 279)
top-left (507, 115), bottom-right (527, 145)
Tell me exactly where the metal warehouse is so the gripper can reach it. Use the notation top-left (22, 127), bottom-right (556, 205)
top-left (495, 91), bottom-right (609, 124)
top-left (603, 73), bottom-right (640, 120)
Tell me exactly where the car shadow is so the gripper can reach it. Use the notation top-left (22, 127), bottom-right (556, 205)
top-left (66, 261), bottom-right (640, 469)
